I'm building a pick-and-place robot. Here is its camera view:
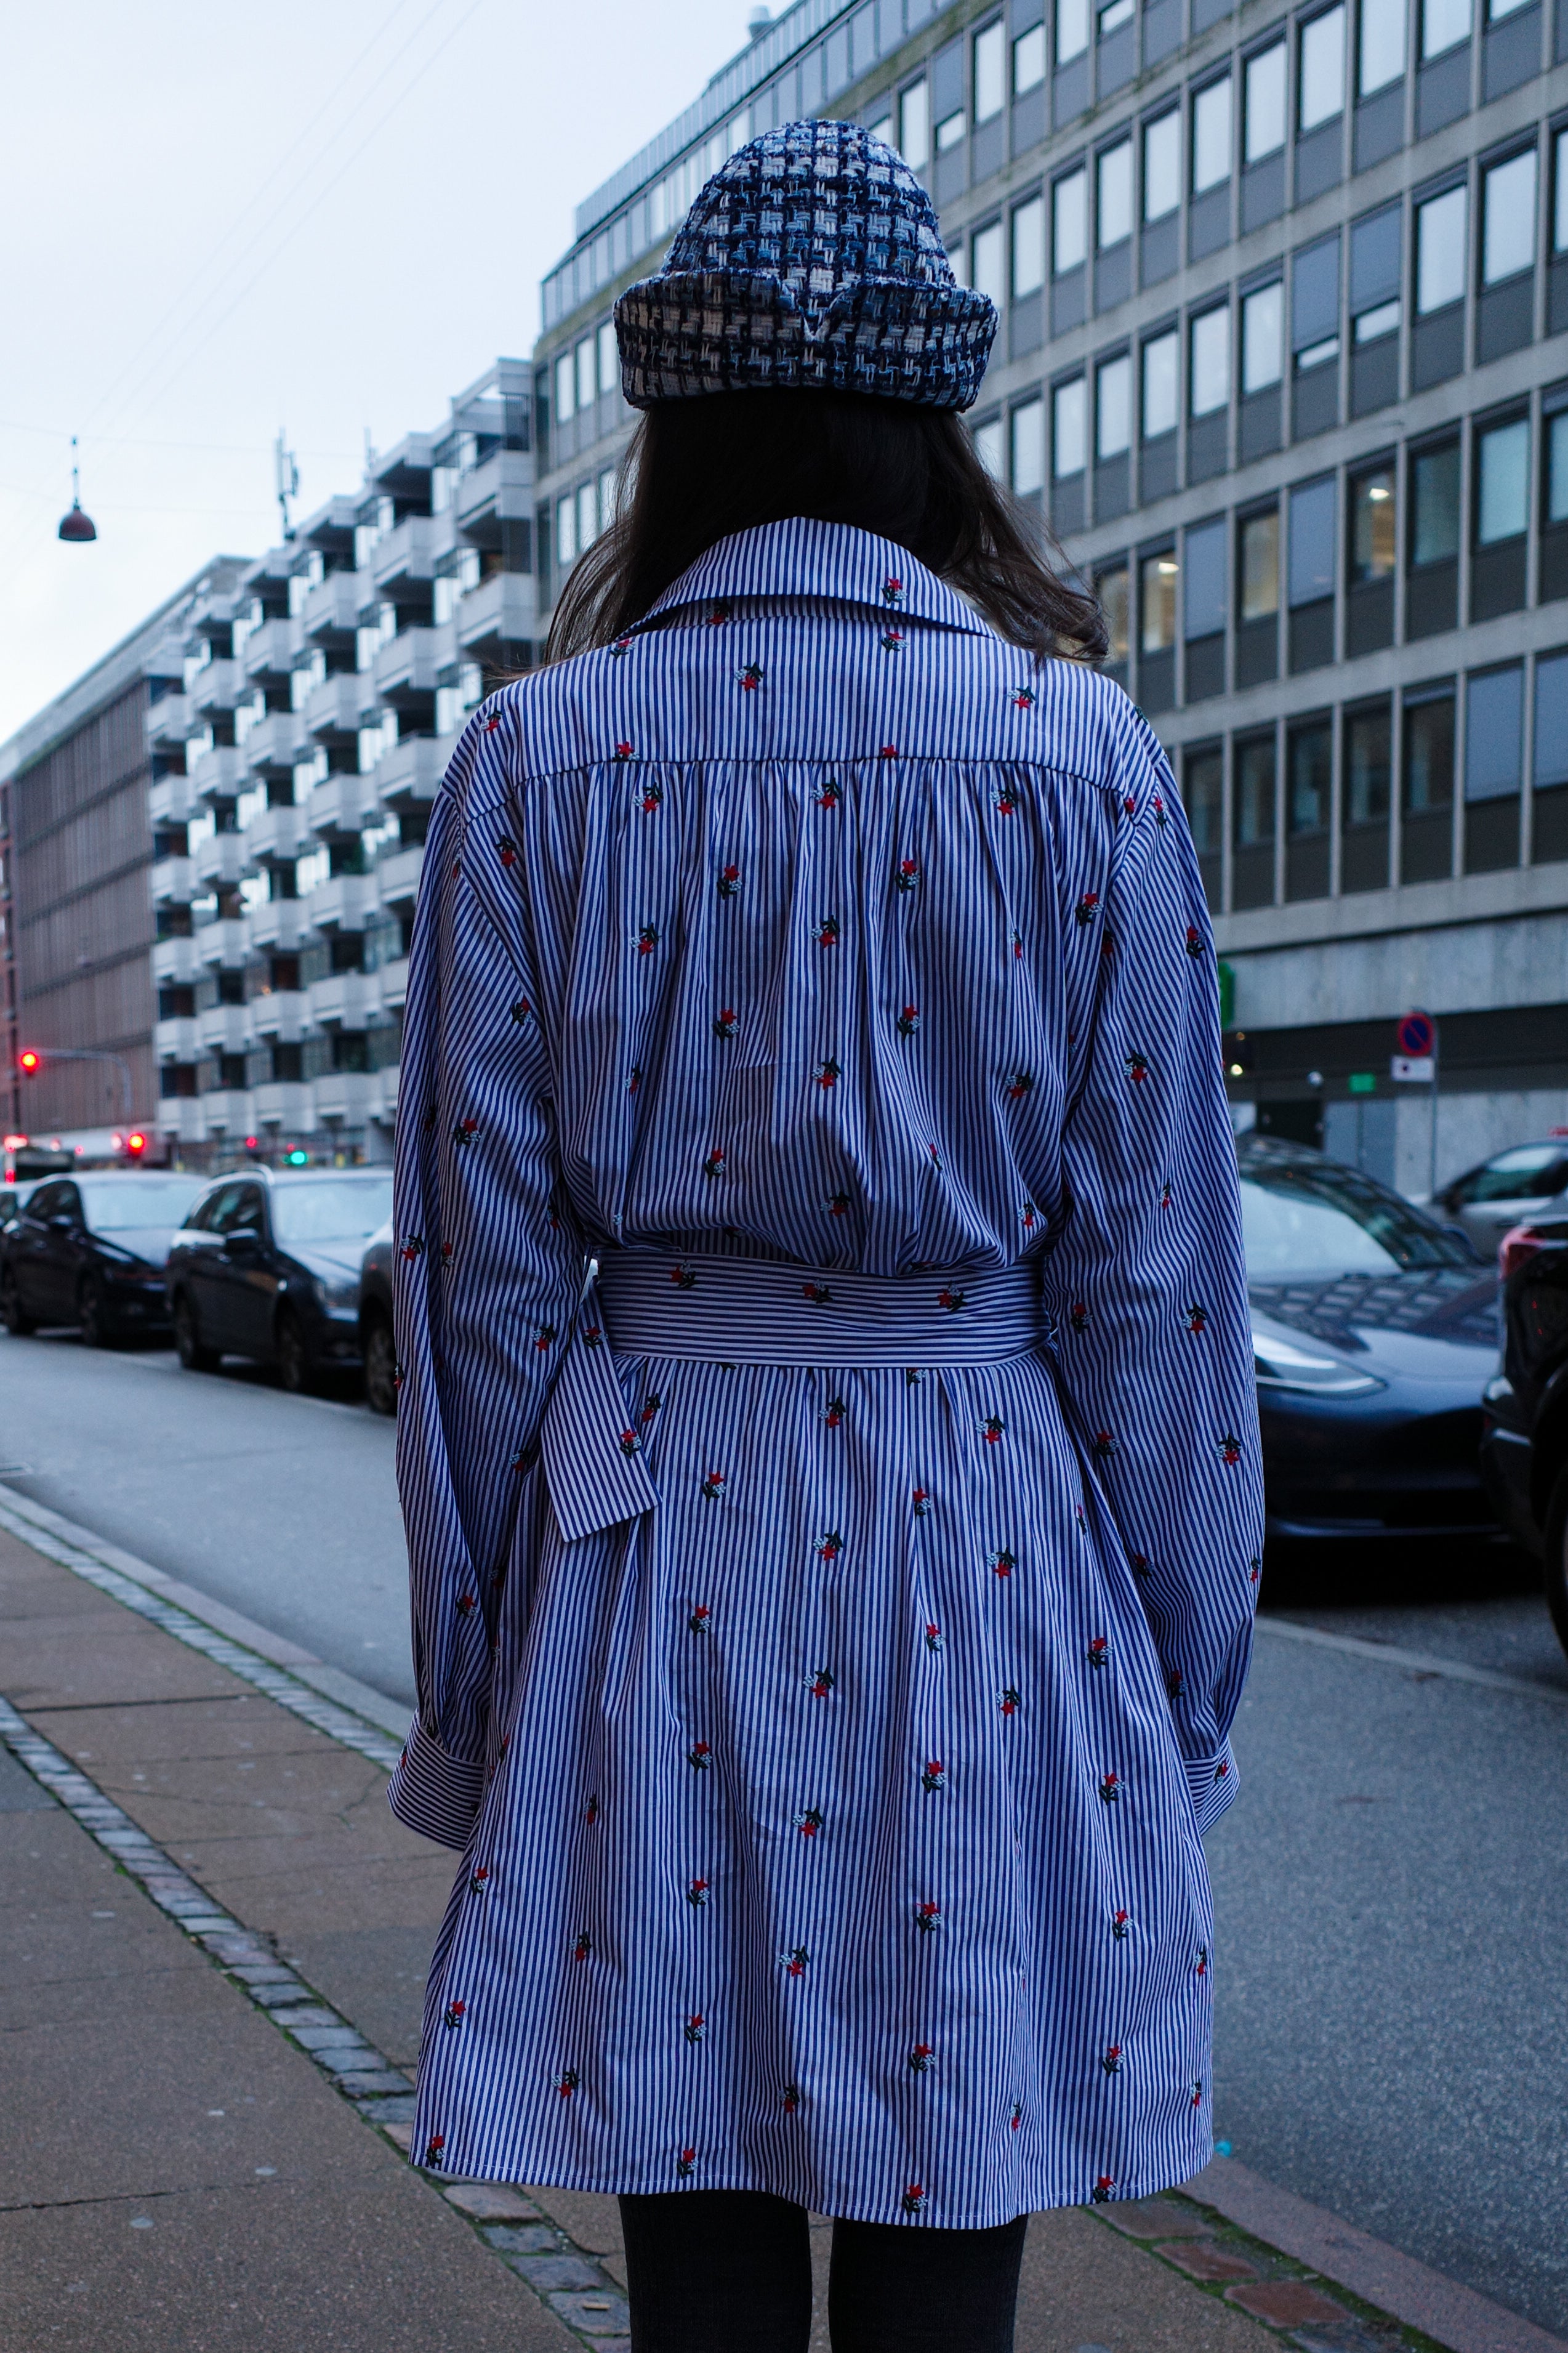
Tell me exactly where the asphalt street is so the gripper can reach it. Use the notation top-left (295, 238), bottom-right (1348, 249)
top-left (2, 1327), bottom-right (1566, 2332)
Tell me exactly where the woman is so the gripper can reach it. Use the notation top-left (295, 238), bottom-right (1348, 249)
top-left (390, 121), bottom-right (1262, 2353)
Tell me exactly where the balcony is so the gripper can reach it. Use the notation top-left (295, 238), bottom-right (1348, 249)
top-left (244, 709), bottom-right (307, 771)
top-left (246, 897), bottom-right (315, 953)
top-left (370, 514), bottom-right (436, 593)
top-left (372, 730), bottom-right (452, 810)
top-left (198, 1004), bottom-right (253, 1056)
top-left (307, 971), bottom-right (382, 1030)
top-left (151, 857), bottom-right (196, 906)
top-left (193, 829), bottom-right (249, 889)
top-left (241, 616), bottom-right (300, 683)
top-left (145, 692), bottom-right (190, 749)
top-left (379, 956), bottom-right (409, 1011)
top-left (299, 571), bottom-right (361, 642)
top-left (153, 935), bottom-right (201, 985)
top-left (374, 844), bottom-right (424, 910)
top-left (312, 1069), bottom-right (379, 1124)
top-left (154, 1016), bottom-right (201, 1063)
top-left (151, 773), bottom-right (199, 825)
top-left (373, 1064), bottom-right (399, 1123)
top-left (193, 916), bottom-right (249, 968)
top-left (249, 988), bottom-right (310, 1043)
top-left (187, 658), bottom-right (245, 716)
top-left (251, 1080), bottom-right (316, 1132)
top-left (156, 1098), bottom-right (207, 1145)
top-left (373, 624), bottom-right (448, 704)
top-left (240, 803), bottom-right (307, 865)
top-left (304, 672), bottom-right (369, 740)
top-left (198, 1088), bottom-right (252, 1136)
top-left (456, 571), bottom-right (534, 655)
top-left (304, 773), bottom-right (379, 841)
top-left (187, 743), bottom-right (247, 804)
top-left (302, 873), bottom-right (379, 932)
top-left (454, 448), bottom-right (533, 536)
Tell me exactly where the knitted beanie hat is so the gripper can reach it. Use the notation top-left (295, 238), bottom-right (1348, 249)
top-left (614, 119), bottom-right (997, 411)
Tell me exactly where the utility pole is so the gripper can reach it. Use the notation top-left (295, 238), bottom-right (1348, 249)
top-left (274, 432), bottom-right (300, 542)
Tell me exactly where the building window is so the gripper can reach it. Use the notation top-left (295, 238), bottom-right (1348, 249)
top-left (1190, 305), bottom-right (1231, 416)
top-left (576, 480), bottom-right (597, 555)
top-left (1011, 397), bottom-right (1045, 495)
top-left (554, 350), bottom-right (574, 426)
top-left (1096, 563), bottom-right (1130, 669)
top-left (1242, 281), bottom-right (1284, 392)
top-left (1344, 701), bottom-right (1392, 826)
top-left (1298, 6), bottom-right (1346, 132)
top-left (1096, 354), bottom-right (1132, 459)
top-left (1465, 664), bottom-right (1524, 824)
top-left (1289, 477), bottom-right (1337, 605)
top-left (900, 79), bottom-right (931, 168)
top-left (1014, 24), bottom-right (1046, 93)
top-left (597, 468), bottom-right (617, 535)
top-left (973, 413), bottom-right (1005, 479)
top-left (1359, 0), bottom-right (1407, 94)
top-left (1244, 43), bottom-right (1287, 164)
top-left (1192, 78), bottom-right (1232, 194)
top-left (1482, 150), bottom-right (1537, 286)
top-left (1402, 685), bottom-right (1455, 884)
top-left (1056, 0), bottom-right (1090, 66)
top-left (971, 220), bottom-right (1005, 309)
top-left (575, 337), bottom-right (595, 416)
top-left (1421, 0), bottom-right (1470, 57)
top-left (555, 494), bottom-right (577, 569)
top-left (1293, 233), bottom-right (1342, 370)
top-left (1142, 329), bottom-right (1180, 437)
top-left (1477, 416), bottom-right (1529, 543)
top-left (1547, 405), bottom-right (1568, 523)
top-left (596, 320), bottom-right (617, 398)
top-left (1417, 185), bottom-right (1468, 313)
top-left (1053, 169), bottom-right (1087, 275)
top-left (1053, 377), bottom-right (1087, 477)
top-left (1098, 139), bottom-right (1133, 249)
top-left (1184, 742), bottom-right (1223, 905)
top-left (1554, 127), bottom-right (1568, 257)
top-left (1287, 717), bottom-right (1333, 863)
top-left (1013, 194), bottom-right (1046, 297)
top-left (1141, 551), bottom-right (1179, 651)
top-left (1098, 0), bottom-right (1134, 32)
top-left (1351, 466), bottom-right (1397, 578)
top-left (974, 20), bottom-right (1005, 121)
top-left (1185, 519), bottom-right (1226, 635)
top-left (1233, 732), bottom-right (1277, 908)
top-left (1412, 440), bottom-right (1461, 562)
top-left (1143, 110), bottom-right (1181, 221)
top-left (1240, 509), bottom-right (1281, 621)
top-left (1349, 203), bottom-right (1402, 343)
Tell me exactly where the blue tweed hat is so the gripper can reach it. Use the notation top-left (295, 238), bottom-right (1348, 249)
top-left (614, 118), bottom-right (997, 411)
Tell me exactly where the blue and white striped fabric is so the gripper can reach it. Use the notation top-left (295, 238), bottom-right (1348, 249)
top-left (388, 517), bottom-right (1263, 2227)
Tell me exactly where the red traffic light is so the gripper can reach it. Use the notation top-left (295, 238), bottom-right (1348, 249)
top-left (17, 1049), bottom-right (41, 1075)
top-left (126, 1131), bottom-right (147, 1156)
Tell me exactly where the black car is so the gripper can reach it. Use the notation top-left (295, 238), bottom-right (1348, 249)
top-left (1237, 1134), bottom-right (1500, 1546)
top-left (1479, 1197), bottom-right (1568, 1654)
top-left (165, 1167), bottom-right (393, 1391)
top-left (0, 1171), bottom-right (208, 1345)
top-left (358, 1219), bottom-right (398, 1416)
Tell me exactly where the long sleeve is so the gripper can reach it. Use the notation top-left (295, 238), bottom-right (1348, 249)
top-left (1040, 716), bottom-right (1263, 1835)
top-left (387, 719), bottom-right (585, 1849)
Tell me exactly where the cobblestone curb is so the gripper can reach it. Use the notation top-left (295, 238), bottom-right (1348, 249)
top-left (0, 1696), bottom-right (631, 2351)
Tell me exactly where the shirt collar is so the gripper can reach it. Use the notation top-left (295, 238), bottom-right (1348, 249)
top-left (632, 517), bottom-right (999, 639)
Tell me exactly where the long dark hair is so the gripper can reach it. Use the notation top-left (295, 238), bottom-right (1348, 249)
top-left (544, 389), bottom-right (1107, 667)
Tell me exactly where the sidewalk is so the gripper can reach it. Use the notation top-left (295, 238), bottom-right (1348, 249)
top-left (2, 1494), bottom-right (1562, 2353)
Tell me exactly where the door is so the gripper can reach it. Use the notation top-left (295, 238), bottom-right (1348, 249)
top-left (219, 1182), bottom-right (275, 1357)
top-left (182, 1180), bottom-right (244, 1347)
top-left (11, 1182), bottom-right (67, 1320)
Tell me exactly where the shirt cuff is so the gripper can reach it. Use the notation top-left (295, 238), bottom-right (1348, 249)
top-left (1184, 1742), bottom-right (1239, 1836)
top-left (387, 1715), bottom-right (486, 1850)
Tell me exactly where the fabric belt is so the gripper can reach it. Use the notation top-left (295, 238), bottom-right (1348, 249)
top-left (539, 1250), bottom-right (1041, 1545)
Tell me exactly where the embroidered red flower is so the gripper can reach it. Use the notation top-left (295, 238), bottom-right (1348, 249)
top-left (880, 628), bottom-right (904, 653)
top-left (1075, 892), bottom-right (1100, 925)
top-left (1192, 2079), bottom-right (1204, 2107)
top-left (618, 1427), bottom-right (640, 1457)
top-left (609, 635), bottom-right (633, 657)
top-left (916, 1899), bottom-right (943, 1932)
top-left (1130, 1552), bottom-right (1150, 1578)
top-left (498, 834), bottom-right (517, 867)
top-left (677, 2146), bottom-right (696, 2177)
top-left (1011, 2101), bottom-right (1024, 2131)
top-left (640, 782), bottom-right (663, 814)
top-left (920, 1758), bottom-right (946, 1793)
top-left (714, 1007), bottom-right (739, 1041)
top-left (1006, 1069), bottom-right (1034, 1102)
top-left (882, 575), bottom-right (904, 605)
top-left (688, 1740), bottom-right (712, 1770)
top-left (670, 1261), bottom-right (697, 1288)
top-left (718, 863), bottom-right (741, 898)
top-left (912, 1488), bottom-right (932, 1519)
top-left (451, 1115), bottom-right (479, 1148)
top-left (878, 742), bottom-right (898, 759)
top-left (707, 602), bottom-right (730, 626)
top-left (807, 1666), bottom-right (835, 1698)
top-left (639, 1390), bottom-right (662, 1426)
top-left (908, 2042), bottom-right (935, 2072)
top-left (1112, 1908), bottom-right (1129, 1939)
top-left (737, 662), bottom-right (763, 690)
top-left (613, 741), bottom-right (633, 760)
top-left (1124, 1051), bottom-right (1149, 1084)
top-left (781, 1945), bottom-right (809, 1978)
top-left (1186, 923), bottom-right (1205, 957)
top-left (782, 2081), bottom-right (801, 2113)
top-left (1098, 1772), bottom-right (1121, 1804)
top-left (937, 1286), bottom-right (965, 1314)
top-left (1250, 1552), bottom-right (1262, 1588)
top-left (903, 2184), bottom-right (928, 2214)
top-left (585, 1793), bottom-right (599, 1824)
top-left (824, 1190), bottom-right (852, 1218)
top-left (1167, 1668), bottom-right (1184, 1698)
top-left (820, 1394), bottom-right (846, 1426)
top-left (812, 1058), bottom-right (842, 1089)
top-left (1183, 1302), bottom-right (1208, 1334)
top-left (895, 855), bottom-right (921, 892)
top-left (1011, 685), bottom-right (1037, 709)
top-left (702, 1148), bottom-right (725, 1180)
top-left (1000, 1685), bottom-right (1021, 1716)
top-left (793, 1806), bottom-right (824, 1838)
top-left (1154, 794), bottom-right (1168, 827)
top-left (400, 1233), bottom-right (424, 1262)
top-left (637, 923), bottom-right (659, 956)
top-left (573, 1931), bottom-right (592, 1962)
top-left (685, 2013), bottom-right (706, 2044)
top-left (923, 1620), bottom-right (943, 1650)
top-left (1092, 1429), bottom-right (1117, 1459)
top-left (994, 785), bottom-right (1019, 816)
top-left (803, 1280), bottom-right (833, 1304)
top-left (484, 712), bottom-right (502, 732)
top-left (1101, 2042), bottom-right (1122, 2075)
top-left (982, 1415), bottom-right (1005, 1445)
top-left (553, 2068), bottom-right (579, 2098)
top-left (1216, 1431), bottom-right (1243, 1466)
top-left (687, 1878), bottom-right (710, 1907)
top-left (688, 1602), bottom-right (713, 1632)
top-left (813, 914), bottom-right (840, 947)
top-left (455, 1591), bottom-right (476, 1617)
top-left (468, 1864), bottom-right (489, 1894)
top-left (987, 1547), bottom-right (1016, 1580)
top-left (816, 777), bottom-right (842, 809)
top-left (699, 1469), bottom-right (726, 1501)
top-left (1011, 927), bottom-right (1024, 959)
top-left (1197, 1943), bottom-right (1208, 1977)
top-left (444, 1998), bottom-right (466, 2029)
top-left (533, 1323), bottom-right (556, 1353)
top-left (424, 2134), bottom-right (446, 2168)
top-left (896, 1004), bottom-right (921, 1038)
top-left (814, 1529), bottom-right (844, 1563)
top-left (1087, 1636), bottom-right (1109, 1669)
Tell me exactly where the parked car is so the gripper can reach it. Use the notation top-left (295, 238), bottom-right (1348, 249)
top-left (1237, 1134), bottom-right (1500, 1546)
top-left (0, 1177), bottom-right (42, 1230)
top-left (1479, 1195), bottom-right (1568, 1657)
top-left (0, 1171), bottom-right (207, 1344)
top-left (164, 1167), bottom-right (393, 1391)
top-left (1429, 1138), bottom-right (1568, 1256)
top-left (358, 1220), bottom-right (397, 1415)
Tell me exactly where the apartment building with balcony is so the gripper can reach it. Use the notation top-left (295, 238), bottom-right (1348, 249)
top-left (533, 0), bottom-right (1568, 1192)
top-left (149, 357), bottom-right (534, 1165)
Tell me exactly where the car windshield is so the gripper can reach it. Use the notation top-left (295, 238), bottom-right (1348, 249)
top-left (271, 1177), bottom-right (393, 1245)
top-left (1463, 1144), bottom-right (1568, 1203)
top-left (77, 1177), bottom-right (206, 1231)
top-left (1240, 1155), bottom-right (1474, 1278)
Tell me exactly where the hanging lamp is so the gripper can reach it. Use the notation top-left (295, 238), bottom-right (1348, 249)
top-left (57, 437), bottom-right (97, 542)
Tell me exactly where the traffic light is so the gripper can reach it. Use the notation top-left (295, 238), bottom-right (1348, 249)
top-left (17, 1048), bottom-right (41, 1077)
top-left (126, 1131), bottom-right (147, 1157)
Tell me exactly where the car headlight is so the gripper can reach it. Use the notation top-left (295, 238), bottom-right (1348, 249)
top-left (1252, 1330), bottom-right (1385, 1396)
top-left (315, 1273), bottom-right (361, 1310)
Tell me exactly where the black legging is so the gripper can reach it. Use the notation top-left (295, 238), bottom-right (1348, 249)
top-left (619, 2188), bottom-right (1027, 2352)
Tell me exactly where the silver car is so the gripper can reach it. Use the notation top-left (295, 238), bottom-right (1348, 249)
top-left (1431, 1140), bottom-right (1568, 1256)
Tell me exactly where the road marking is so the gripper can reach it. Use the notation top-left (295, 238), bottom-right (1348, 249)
top-left (1256, 1615), bottom-right (1568, 1706)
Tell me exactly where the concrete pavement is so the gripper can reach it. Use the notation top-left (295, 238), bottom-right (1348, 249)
top-left (3, 1506), bottom-right (1566, 2353)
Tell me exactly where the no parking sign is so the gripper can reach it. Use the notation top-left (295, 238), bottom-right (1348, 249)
top-left (1393, 1011), bottom-right (1437, 1081)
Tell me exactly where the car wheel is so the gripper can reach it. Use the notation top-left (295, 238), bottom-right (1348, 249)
top-left (1545, 1466), bottom-right (1568, 1665)
top-left (172, 1291), bottom-right (219, 1372)
top-left (275, 1309), bottom-right (313, 1395)
top-left (362, 1310), bottom-right (398, 1416)
top-left (0, 1269), bottom-right (35, 1337)
top-left (78, 1277), bottom-right (111, 1349)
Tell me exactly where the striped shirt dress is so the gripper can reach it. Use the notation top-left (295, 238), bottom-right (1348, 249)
top-left (388, 517), bottom-right (1264, 2229)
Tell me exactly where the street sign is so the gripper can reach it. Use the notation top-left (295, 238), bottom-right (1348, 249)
top-left (1392, 1055), bottom-right (1435, 1083)
top-left (1397, 1011), bottom-right (1435, 1058)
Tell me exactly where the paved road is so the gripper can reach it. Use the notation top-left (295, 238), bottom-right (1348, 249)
top-left (2, 1328), bottom-right (1566, 2331)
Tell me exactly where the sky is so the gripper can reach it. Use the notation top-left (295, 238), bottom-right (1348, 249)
top-left (0, 0), bottom-right (757, 742)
